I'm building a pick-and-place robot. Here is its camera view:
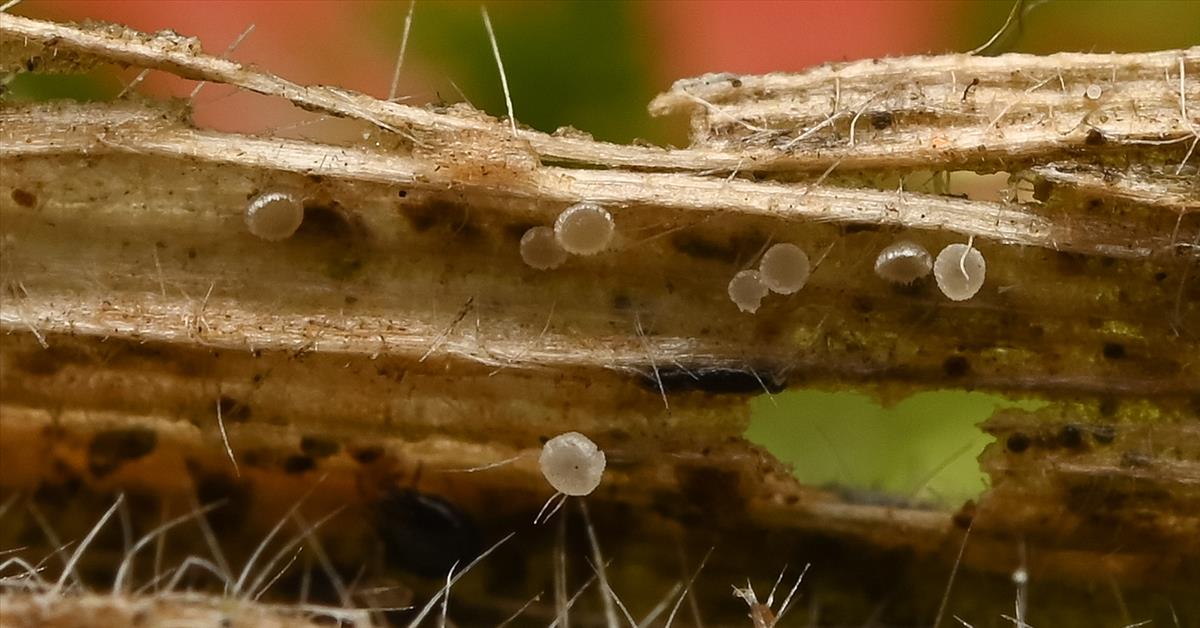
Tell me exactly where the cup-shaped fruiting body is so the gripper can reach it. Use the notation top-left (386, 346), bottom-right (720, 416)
top-left (520, 226), bottom-right (568, 270)
top-left (758, 243), bottom-right (810, 294)
top-left (728, 269), bottom-right (769, 314)
top-left (1084, 84), bottom-right (1103, 100)
top-left (554, 202), bottom-right (614, 255)
top-left (539, 432), bottom-right (606, 496)
top-left (874, 240), bottom-right (932, 284)
top-left (934, 243), bottom-right (987, 301)
top-left (245, 190), bottom-right (304, 241)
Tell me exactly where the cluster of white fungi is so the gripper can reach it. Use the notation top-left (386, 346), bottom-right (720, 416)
top-left (243, 192), bottom-right (987, 307)
top-left (727, 243), bottom-right (812, 314)
top-left (520, 201), bottom-right (615, 270)
top-left (242, 189), bottom-right (988, 503)
top-left (728, 238), bottom-right (987, 312)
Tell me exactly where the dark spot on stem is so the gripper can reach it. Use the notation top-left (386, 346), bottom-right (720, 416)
top-left (644, 365), bottom-right (786, 395)
top-left (942, 355), bottom-right (970, 378)
top-left (1102, 342), bottom-right (1126, 360)
top-left (11, 188), bottom-right (36, 207)
top-left (377, 490), bottom-right (480, 578)
top-left (1057, 424), bottom-right (1085, 451)
top-left (869, 111), bottom-right (893, 130)
top-left (300, 435), bottom-right (340, 459)
top-left (282, 454), bottom-right (316, 474)
top-left (1006, 432), bottom-right (1031, 453)
top-left (88, 428), bottom-right (157, 477)
top-left (193, 472), bottom-right (250, 535)
top-left (217, 396), bottom-right (251, 423)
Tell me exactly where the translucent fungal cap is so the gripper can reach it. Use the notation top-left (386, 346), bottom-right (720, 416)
top-left (933, 243), bottom-right (987, 301)
top-left (874, 240), bottom-right (932, 284)
top-left (758, 243), bottom-right (811, 294)
top-left (520, 226), bottom-right (568, 270)
top-left (553, 202), bottom-right (614, 255)
top-left (728, 269), bottom-right (769, 314)
top-left (245, 190), bottom-right (304, 241)
top-left (1084, 84), bottom-right (1103, 100)
top-left (539, 432), bottom-right (606, 496)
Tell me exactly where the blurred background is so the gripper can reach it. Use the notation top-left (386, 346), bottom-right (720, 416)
top-left (6, 0), bottom-right (1198, 506)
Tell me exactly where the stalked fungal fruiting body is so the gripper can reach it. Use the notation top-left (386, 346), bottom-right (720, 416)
top-left (934, 243), bottom-right (987, 301)
top-left (874, 240), bottom-right (932, 284)
top-left (553, 201), bottom-right (614, 255)
top-left (539, 431), bottom-right (606, 496)
top-left (245, 190), bottom-right (304, 241)
top-left (519, 226), bottom-right (568, 270)
top-left (758, 243), bottom-right (811, 294)
top-left (728, 269), bottom-right (769, 314)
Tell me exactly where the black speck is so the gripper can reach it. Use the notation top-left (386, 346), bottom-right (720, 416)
top-left (352, 447), bottom-right (384, 464)
top-left (1032, 179), bottom-right (1053, 202)
top-left (1005, 432), bottom-right (1031, 453)
top-left (671, 233), bottom-right (738, 262)
top-left (869, 111), bottom-right (893, 130)
top-left (397, 189), bottom-right (408, 198)
top-left (1102, 342), bottom-right (1126, 360)
top-left (217, 396), bottom-right (251, 422)
top-left (193, 472), bottom-right (250, 534)
top-left (377, 490), bottom-right (480, 578)
top-left (296, 201), bottom-right (357, 241)
top-left (1057, 424), bottom-right (1085, 451)
top-left (952, 500), bottom-right (976, 529)
top-left (241, 449), bottom-right (269, 469)
top-left (842, 222), bottom-right (881, 234)
top-left (11, 188), bottom-right (36, 207)
top-left (730, 77), bottom-right (743, 88)
top-left (282, 455), bottom-right (316, 474)
top-left (646, 365), bottom-right (785, 395)
top-left (403, 199), bottom-right (467, 234)
top-left (32, 475), bottom-right (83, 509)
top-left (942, 355), bottom-right (970, 378)
top-left (88, 427), bottom-right (157, 477)
top-left (1084, 129), bottom-right (1106, 146)
top-left (1153, 271), bottom-right (1167, 282)
top-left (300, 436), bottom-right (340, 459)
top-left (186, 248), bottom-right (197, 259)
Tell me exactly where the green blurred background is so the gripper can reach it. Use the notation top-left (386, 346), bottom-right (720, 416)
top-left (6, 0), bottom-right (1197, 506)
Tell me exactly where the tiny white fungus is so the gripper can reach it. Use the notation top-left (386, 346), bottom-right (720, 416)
top-left (758, 243), bottom-right (811, 294)
top-left (1084, 84), bottom-right (1103, 100)
top-left (727, 269), bottom-right (769, 314)
top-left (874, 240), bottom-right (932, 284)
top-left (519, 226), bottom-right (568, 270)
top-left (1012, 567), bottom-right (1029, 585)
top-left (933, 243), bottom-right (987, 301)
top-left (554, 202), bottom-right (614, 255)
top-left (245, 190), bottom-right (304, 241)
top-left (539, 431), bottom-right (606, 496)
